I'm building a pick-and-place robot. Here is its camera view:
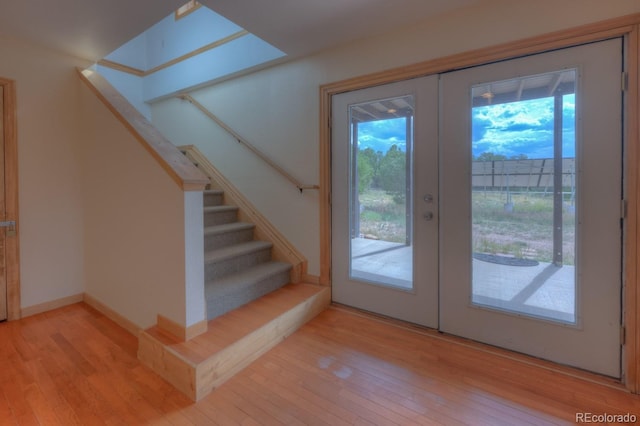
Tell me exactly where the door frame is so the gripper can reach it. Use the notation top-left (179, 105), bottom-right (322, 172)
top-left (0, 78), bottom-right (20, 321)
top-left (319, 15), bottom-right (640, 391)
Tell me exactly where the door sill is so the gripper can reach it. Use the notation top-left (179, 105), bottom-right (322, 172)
top-left (330, 302), bottom-right (628, 392)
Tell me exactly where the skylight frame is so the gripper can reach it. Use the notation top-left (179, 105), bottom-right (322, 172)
top-left (175, 1), bottom-right (201, 20)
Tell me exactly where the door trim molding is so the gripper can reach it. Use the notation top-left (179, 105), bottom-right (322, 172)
top-left (319, 14), bottom-right (640, 391)
top-left (0, 78), bottom-right (20, 321)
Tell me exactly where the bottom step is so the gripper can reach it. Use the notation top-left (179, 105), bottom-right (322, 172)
top-left (138, 283), bottom-right (330, 401)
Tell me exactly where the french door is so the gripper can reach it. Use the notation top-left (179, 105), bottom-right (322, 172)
top-left (332, 38), bottom-right (624, 377)
top-left (440, 39), bottom-right (623, 377)
top-left (332, 76), bottom-right (439, 327)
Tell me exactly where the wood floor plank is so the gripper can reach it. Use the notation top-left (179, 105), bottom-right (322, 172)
top-left (293, 318), bottom-right (561, 425)
top-left (273, 331), bottom-right (512, 425)
top-left (314, 313), bottom-right (574, 424)
top-left (1, 302), bottom-right (639, 424)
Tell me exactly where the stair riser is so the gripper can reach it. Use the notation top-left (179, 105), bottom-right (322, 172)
top-left (204, 210), bottom-right (237, 226)
top-left (205, 270), bottom-right (291, 320)
top-left (203, 192), bottom-right (224, 207)
top-left (205, 229), bottom-right (254, 252)
top-left (205, 249), bottom-right (273, 281)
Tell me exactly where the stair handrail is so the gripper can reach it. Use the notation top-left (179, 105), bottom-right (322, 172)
top-left (177, 94), bottom-right (319, 193)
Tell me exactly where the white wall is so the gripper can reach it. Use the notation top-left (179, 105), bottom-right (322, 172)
top-left (150, 0), bottom-right (640, 278)
top-left (0, 38), bottom-right (89, 310)
top-left (78, 82), bottom-right (205, 329)
top-left (0, 36), bottom-right (205, 329)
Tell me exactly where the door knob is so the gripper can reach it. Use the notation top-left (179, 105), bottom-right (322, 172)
top-left (423, 194), bottom-right (433, 203)
top-left (424, 212), bottom-right (434, 221)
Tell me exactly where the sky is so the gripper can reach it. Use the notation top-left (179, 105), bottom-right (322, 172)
top-left (356, 94), bottom-right (576, 159)
top-left (357, 117), bottom-right (408, 153)
top-left (472, 94), bottom-right (575, 159)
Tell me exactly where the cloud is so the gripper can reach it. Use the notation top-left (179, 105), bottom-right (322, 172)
top-left (473, 94), bottom-right (575, 159)
top-left (352, 94), bottom-right (576, 160)
top-left (357, 117), bottom-right (408, 153)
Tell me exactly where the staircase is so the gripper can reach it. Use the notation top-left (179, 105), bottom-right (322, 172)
top-left (202, 189), bottom-right (292, 320)
top-left (137, 145), bottom-right (330, 401)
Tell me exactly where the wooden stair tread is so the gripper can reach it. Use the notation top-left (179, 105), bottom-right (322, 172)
top-left (172, 283), bottom-right (325, 363)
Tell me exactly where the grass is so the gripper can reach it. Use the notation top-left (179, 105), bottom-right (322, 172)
top-left (472, 191), bottom-right (575, 264)
top-left (358, 189), bottom-right (407, 243)
top-left (356, 188), bottom-right (575, 264)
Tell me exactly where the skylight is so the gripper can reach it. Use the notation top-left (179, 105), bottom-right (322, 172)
top-left (95, 3), bottom-right (286, 118)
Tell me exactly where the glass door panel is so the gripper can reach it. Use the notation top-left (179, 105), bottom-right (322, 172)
top-left (349, 96), bottom-right (414, 290)
top-left (470, 70), bottom-right (577, 324)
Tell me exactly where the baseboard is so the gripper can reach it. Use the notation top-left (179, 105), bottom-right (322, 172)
top-left (83, 293), bottom-right (141, 337)
top-left (20, 293), bottom-right (84, 318)
top-left (301, 273), bottom-right (321, 285)
top-left (157, 314), bottom-right (208, 341)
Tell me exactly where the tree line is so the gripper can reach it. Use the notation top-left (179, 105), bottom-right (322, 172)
top-left (357, 148), bottom-right (528, 200)
top-left (357, 145), bottom-right (406, 202)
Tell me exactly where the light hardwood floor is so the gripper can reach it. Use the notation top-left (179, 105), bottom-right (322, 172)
top-left (1, 302), bottom-right (639, 425)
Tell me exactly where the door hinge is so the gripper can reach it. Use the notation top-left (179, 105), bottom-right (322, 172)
top-left (621, 325), bottom-right (626, 345)
top-left (621, 199), bottom-right (627, 219)
top-left (622, 71), bottom-right (629, 92)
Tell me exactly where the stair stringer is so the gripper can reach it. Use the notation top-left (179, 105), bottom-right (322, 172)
top-left (180, 144), bottom-right (307, 283)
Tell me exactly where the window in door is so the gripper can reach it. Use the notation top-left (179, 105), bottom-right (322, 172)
top-left (470, 70), bottom-right (578, 324)
top-left (348, 95), bottom-right (414, 290)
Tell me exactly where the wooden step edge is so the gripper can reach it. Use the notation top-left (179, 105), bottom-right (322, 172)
top-left (138, 284), bottom-right (330, 401)
top-left (137, 329), bottom-right (199, 400)
top-left (194, 286), bottom-right (330, 400)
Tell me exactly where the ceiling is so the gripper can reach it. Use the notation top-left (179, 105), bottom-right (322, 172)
top-left (0, 0), bottom-right (481, 62)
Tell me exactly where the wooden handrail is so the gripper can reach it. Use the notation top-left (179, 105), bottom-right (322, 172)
top-left (78, 68), bottom-right (210, 191)
top-left (177, 94), bottom-right (319, 193)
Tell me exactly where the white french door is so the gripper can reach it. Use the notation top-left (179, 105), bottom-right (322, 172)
top-left (331, 38), bottom-right (623, 376)
top-left (440, 38), bottom-right (623, 377)
top-left (332, 76), bottom-right (439, 327)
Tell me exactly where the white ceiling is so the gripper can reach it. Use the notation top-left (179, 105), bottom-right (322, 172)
top-left (0, 0), bottom-right (481, 61)
top-left (203, 0), bottom-right (481, 57)
top-left (0, 0), bottom-right (185, 61)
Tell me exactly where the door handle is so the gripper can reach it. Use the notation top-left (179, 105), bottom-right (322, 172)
top-left (424, 212), bottom-right (434, 221)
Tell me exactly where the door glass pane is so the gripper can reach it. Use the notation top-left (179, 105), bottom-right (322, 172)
top-left (470, 70), bottom-right (576, 323)
top-left (348, 95), bottom-right (414, 290)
